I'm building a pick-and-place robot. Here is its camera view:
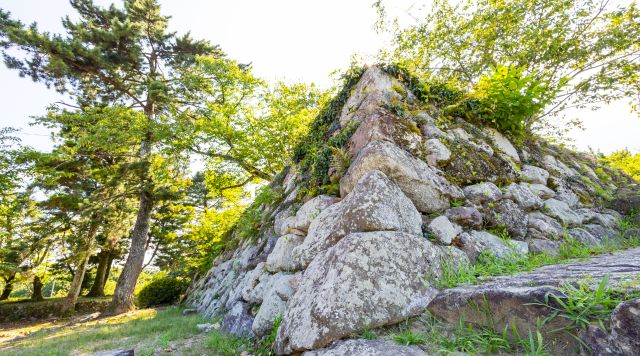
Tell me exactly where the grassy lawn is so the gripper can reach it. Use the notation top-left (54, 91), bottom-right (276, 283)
top-left (0, 306), bottom-right (250, 356)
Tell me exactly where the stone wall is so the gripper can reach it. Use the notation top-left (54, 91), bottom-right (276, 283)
top-left (184, 66), bottom-right (638, 354)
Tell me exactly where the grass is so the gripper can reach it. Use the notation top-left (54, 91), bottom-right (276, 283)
top-left (0, 306), bottom-right (250, 356)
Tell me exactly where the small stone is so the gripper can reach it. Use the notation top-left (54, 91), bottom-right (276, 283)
top-left (427, 216), bottom-right (461, 244)
top-left (482, 199), bottom-right (528, 239)
top-left (182, 308), bottom-right (197, 316)
top-left (624, 228), bottom-right (640, 239)
top-left (197, 323), bottom-right (214, 333)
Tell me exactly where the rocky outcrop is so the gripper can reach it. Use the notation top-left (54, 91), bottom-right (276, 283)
top-left (184, 65), bottom-right (639, 355)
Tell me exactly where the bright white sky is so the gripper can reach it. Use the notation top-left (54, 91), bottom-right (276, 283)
top-left (1, 0), bottom-right (639, 154)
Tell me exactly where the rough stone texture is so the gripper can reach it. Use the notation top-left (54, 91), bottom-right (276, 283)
top-left (568, 227), bottom-right (600, 245)
top-left (427, 215), bottom-right (461, 245)
top-left (484, 128), bottom-right (520, 163)
top-left (302, 339), bottom-right (427, 356)
top-left (455, 230), bottom-right (526, 261)
top-left (443, 139), bottom-right (517, 186)
top-left (444, 206), bottom-right (483, 229)
top-left (274, 208), bottom-right (296, 236)
top-left (265, 234), bottom-right (306, 272)
top-left (347, 109), bottom-right (423, 158)
top-left (428, 247), bottom-right (640, 355)
top-left (527, 212), bottom-right (563, 240)
top-left (528, 183), bottom-right (556, 199)
top-left (293, 170), bottom-right (422, 269)
top-left (276, 231), bottom-right (443, 354)
top-left (481, 199), bottom-right (528, 239)
top-left (520, 165), bottom-right (550, 185)
top-left (220, 302), bottom-right (254, 338)
top-left (528, 239), bottom-right (561, 256)
top-left (340, 66), bottom-right (417, 127)
top-left (609, 188), bottom-right (640, 214)
top-left (462, 182), bottom-right (502, 204)
top-left (252, 274), bottom-right (296, 337)
top-left (93, 350), bottom-right (134, 356)
top-left (425, 138), bottom-right (451, 166)
top-left (451, 128), bottom-right (494, 156)
top-left (292, 195), bottom-right (338, 233)
top-left (544, 199), bottom-right (583, 227)
top-left (503, 183), bottom-right (544, 211)
top-left (609, 298), bottom-right (640, 355)
top-left (340, 140), bottom-right (464, 213)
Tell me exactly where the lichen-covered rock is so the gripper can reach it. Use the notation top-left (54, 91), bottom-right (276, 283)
top-left (503, 183), bottom-right (543, 211)
top-left (528, 239), bottom-right (561, 256)
top-left (302, 339), bottom-right (427, 356)
top-left (451, 127), bottom-right (494, 156)
top-left (292, 195), bottom-right (338, 232)
top-left (484, 128), bottom-right (520, 163)
top-left (455, 230), bottom-right (526, 261)
top-left (544, 199), bottom-right (582, 227)
top-left (340, 66), bottom-right (416, 126)
top-left (275, 231), bottom-right (442, 354)
top-left (427, 215), bottom-right (461, 245)
top-left (481, 199), bottom-right (528, 239)
top-left (347, 109), bottom-right (423, 157)
top-left (266, 234), bottom-right (306, 272)
top-left (293, 170), bottom-right (422, 269)
top-left (462, 182), bottom-right (502, 204)
top-left (568, 227), bottom-right (599, 245)
top-left (220, 302), bottom-right (254, 338)
top-left (340, 141), bottom-right (464, 213)
top-left (609, 298), bottom-right (640, 355)
top-left (528, 183), bottom-right (555, 200)
top-left (527, 212), bottom-right (563, 240)
top-left (252, 274), bottom-right (296, 337)
top-left (520, 165), bottom-right (549, 185)
top-left (425, 138), bottom-right (451, 166)
top-left (444, 206), bottom-right (483, 228)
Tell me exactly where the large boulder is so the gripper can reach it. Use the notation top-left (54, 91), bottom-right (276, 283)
top-left (527, 212), bottom-right (563, 240)
top-left (503, 183), bottom-right (543, 211)
top-left (347, 109), bottom-right (423, 157)
top-left (462, 182), bottom-right (502, 204)
top-left (543, 199), bottom-right (582, 227)
top-left (265, 234), bottom-right (305, 272)
top-left (252, 274), bottom-right (297, 337)
top-left (481, 199), bottom-right (528, 239)
top-left (275, 231), bottom-right (443, 354)
top-left (444, 206), bottom-right (483, 229)
top-left (455, 230), bottom-right (527, 261)
top-left (292, 170), bottom-right (422, 269)
top-left (340, 141), bottom-right (464, 213)
top-left (519, 165), bottom-right (549, 185)
top-left (302, 339), bottom-right (427, 356)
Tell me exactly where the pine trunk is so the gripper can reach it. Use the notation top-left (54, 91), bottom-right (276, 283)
top-left (86, 250), bottom-right (110, 297)
top-left (107, 188), bottom-right (154, 314)
top-left (102, 253), bottom-right (114, 290)
top-left (0, 275), bottom-right (15, 300)
top-left (60, 221), bottom-right (99, 314)
top-left (31, 275), bottom-right (44, 301)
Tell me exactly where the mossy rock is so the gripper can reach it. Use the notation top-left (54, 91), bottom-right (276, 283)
top-left (442, 140), bottom-right (516, 186)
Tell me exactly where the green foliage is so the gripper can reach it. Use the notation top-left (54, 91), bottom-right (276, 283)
top-left (136, 276), bottom-right (187, 308)
top-left (393, 330), bottom-right (426, 346)
top-left (256, 315), bottom-right (282, 355)
top-left (377, 0), bottom-right (640, 131)
top-left (205, 332), bottom-right (251, 356)
top-left (602, 149), bottom-right (640, 182)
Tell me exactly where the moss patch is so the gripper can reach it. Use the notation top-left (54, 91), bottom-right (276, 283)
top-left (442, 140), bottom-right (516, 186)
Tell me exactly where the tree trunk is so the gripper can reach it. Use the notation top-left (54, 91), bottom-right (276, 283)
top-left (102, 253), bottom-right (114, 290)
top-left (60, 221), bottom-right (99, 314)
top-left (107, 188), bottom-right (154, 314)
top-left (31, 275), bottom-right (44, 301)
top-left (0, 275), bottom-right (15, 300)
top-left (86, 250), bottom-right (110, 297)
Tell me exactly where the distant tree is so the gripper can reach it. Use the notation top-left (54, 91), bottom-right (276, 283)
top-left (375, 0), bottom-right (640, 132)
top-left (603, 149), bottom-right (640, 182)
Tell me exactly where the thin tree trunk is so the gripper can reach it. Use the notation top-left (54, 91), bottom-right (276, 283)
top-left (86, 250), bottom-right (109, 297)
top-left (60, 222), bottom-right (99, 314)
top-left (31, 275), bottom-right (44, 301)
top-left (107, 188), bottom-right (154, 314)
top-left (102, 253), bottom-right (114, 290)
top-left (0, 275), bottom-right (15, 300)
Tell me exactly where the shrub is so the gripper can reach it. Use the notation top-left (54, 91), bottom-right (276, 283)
top-left (136, 276), bottom-right (186, 308)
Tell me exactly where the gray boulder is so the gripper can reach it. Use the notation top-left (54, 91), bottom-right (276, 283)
top-left (291, 195), bottom-right (338, 232)
top-left (220, 302), bottom-right (254, 338)
top-left (527, 212), bottom-right (563, 240)
top-left (340, 141), bottom-right (464, 213)
top-left (503, 183), bottom-right (543, 211)
top-left (484, 128), bottom-right (520, 163)
top-left (302, 339), bottom-right (427, 356)
top-left (610, 298), bottom-right (640, 355)
top-left (543, 199), bottom-right (582, 227)
top-left (425, 138), bottom-right (451, 166)
top-left (456, 231), bottom-right (527, 261)
top-left (520, 165), bottom-right (549, 185)
top-left (568, 227), bottom-right (600, 245)
top-left (275, 231), bottom-right (443, 354)
top-left (293, 170), bottom-right (422, 269)
top-left (427, 215), bottom-right (461, 244)
top-left (252, 274), bottom-right (296, 337)
top-left (266, 234), bottom-right (305, 272)
top-left (528, 183), bottom-right (555, 200)
top-left (462, 182), bottom-right (502, 204)
top-left (528, 239), bottom-right (561, 256)
top-left (444, 206), bottom-right (483, 228)
top-left (482, 199), bottom-right (528, 239)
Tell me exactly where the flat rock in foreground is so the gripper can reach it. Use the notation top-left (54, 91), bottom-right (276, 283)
top-left (428, 247), bottom-right (640, 355)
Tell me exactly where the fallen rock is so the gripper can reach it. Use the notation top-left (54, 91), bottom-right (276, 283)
top-left (293, 170), bottom-right (422, 269)
top-left (276, 231), bottom-right (443, 354)
top-left (197, 323), bottom-right (218, 333)
top-left (302, 339), bottom-right (427, 356)
top-left (519, 165), bottom-right (549, 185)
top-left (444, 206), bottom-right (483, 229)
top-left (340, 140), bottom-right (464, 213)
